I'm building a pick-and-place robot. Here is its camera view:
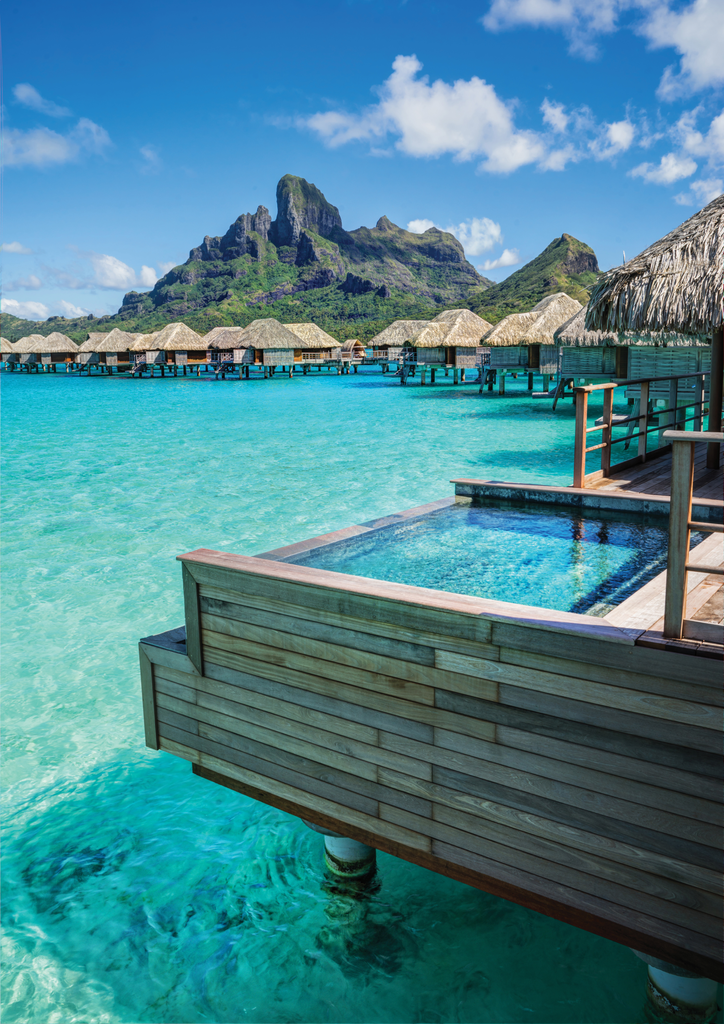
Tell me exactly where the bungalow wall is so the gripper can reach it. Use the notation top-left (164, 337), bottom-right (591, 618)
top-left (490, 345), bottom-right (557, 372)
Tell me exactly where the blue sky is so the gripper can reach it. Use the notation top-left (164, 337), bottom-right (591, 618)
top-left (3, 0), bottom-right (723, 321)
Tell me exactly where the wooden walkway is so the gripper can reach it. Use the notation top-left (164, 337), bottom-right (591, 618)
top-left (589, 444), bottom-right (722, 502)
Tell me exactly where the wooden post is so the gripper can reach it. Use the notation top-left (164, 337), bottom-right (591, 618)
top-left (663, 439), bottom-right (694, 638)
top-left (601, 385), bottom-right (613, 477)
top-left (573, 388), bottom-right (589, 487)
top-left (707, 325), bottom-right (723, 468)
top-left (431, 368), bottom-right (436, 384)
top-left (420, 366), bottom-right (427, 386)
top-left (498, 371), bottom-right (505, 396)
top-left (453, 368), bottom-right (459, 385)
top-left (543, 374), bottom-right (549, 392)
top-left (637, 380), bottom-right (649, 460)
top-left (528, 372), bottom-right (534, 390)
top-left (694, 374), bottom-right (705, 430)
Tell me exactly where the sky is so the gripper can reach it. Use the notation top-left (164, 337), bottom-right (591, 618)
top-left (3, 0), bottom-right (723, 321)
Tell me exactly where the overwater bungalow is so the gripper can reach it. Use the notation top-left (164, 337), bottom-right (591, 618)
top-left (1, 337), bottom-right (18, 367)
top-left (371, 308), bottom-right (492, 383)
top-left (77, 328), bottom-right (135, 372)
top-left (340, 338), bottom-right (366, 362)
top-left (285, 323), bottom-right (342, 366)
top-left (12, 332), bottom-right (79, 370)
top-left (129, 331), bottom-right (164, 372)
top-left (237, 318), bottom-right (305, 375)
top-left (206, 327), bottom-right (248, 370)
top-left (484, 292), bottom-right (582, 392)
top-left (156, 322), bottom-right (207, 371)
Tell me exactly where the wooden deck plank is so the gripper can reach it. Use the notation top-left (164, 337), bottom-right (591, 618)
top-left (376, 766), bottom-right (721, 895)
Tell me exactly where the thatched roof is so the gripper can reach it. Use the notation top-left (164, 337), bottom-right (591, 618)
top-left (238, 319), bottom-right (301, 350)
top-left (13, 334), bottom-right (50, 352)
top-left (1, 337), bottom-right (15, 353)
top-left (79, 328), bottom-right (136, 352)
top-left (206, 327), bottom-right (246, 350)
top-left (431, 308), bottom-right (494, 346)
top-left (129, 332), bottom-right (160, 352)
top-left (585, 194), bottom-right (724, 336)
top-left (342, 338), bottom-right (365, 353)
top-left (370, 320), bottom-right (432, 346)
top-left (15, 332), bottom-right (79, 353)
top-left (483, 293), bottom-right (582, 346)
top-left (554, 305), bottom-right (706, 348)
top-left (285, 322), bottom-right (340, 349)
top-left (155, 322), bottom-right (205, 351)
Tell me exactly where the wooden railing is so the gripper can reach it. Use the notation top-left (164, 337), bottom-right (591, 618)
top-left (573, 372), bottom-right (710, 488)
top-left (663, 430), bottom-right (724, 640)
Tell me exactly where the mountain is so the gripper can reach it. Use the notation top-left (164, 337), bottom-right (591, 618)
top-left (1, 178), bottom-right (602, 343)
top-left (467, 234), bottom-right (600, 323)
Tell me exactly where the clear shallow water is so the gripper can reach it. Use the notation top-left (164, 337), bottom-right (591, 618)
top-left (0, 369), bottom-right (699, 1024)
top-left (288, 502), bottom-right (670, 616)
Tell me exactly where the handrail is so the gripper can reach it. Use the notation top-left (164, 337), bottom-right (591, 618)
top-left (663, 430), bottom-right (724, 640)
top-left (573, 371), bottom-right (710, 488)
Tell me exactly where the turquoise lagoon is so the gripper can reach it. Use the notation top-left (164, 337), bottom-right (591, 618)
top-left (1, 369), bottom-right (689, 1024)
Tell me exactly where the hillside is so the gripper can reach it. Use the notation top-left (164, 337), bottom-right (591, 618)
top-left (1, 178), bottom-right (602, 342)
top-left (467, 233), bottom-right (599, 323)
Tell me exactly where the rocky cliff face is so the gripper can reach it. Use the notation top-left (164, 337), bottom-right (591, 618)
top-left (118, 174), bottom-right (488, 320)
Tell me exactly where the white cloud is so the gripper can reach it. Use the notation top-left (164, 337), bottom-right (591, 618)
top-left (407, 218), bottom-right (437, 234)
top-left (158, 261), bottom-right (177, 276)
top-left (641, 0), bottom-right (724, 98)
top-left (539, 144), bottom-right (579, 170)
top-left (674, 109), bottom-right (724, 164)
top-left (1, 298), bottom-right (50, 319)
top-left (3, 118), bottom-right (111, 169)
top-left (1, 241), bottom-right (34, 254)
top-left (140, 144), bottom-right (162, 174)
top-left (541, 98), bottom-right (569, 133)
top-left (89, 254), bottom-right (156, 290)
top-left (6, 274), bottom-right (43, 290)
top-left (304, 54), bottom-right (547, 174)
top-left (630, 152), bottom-right (698, 183)
top-left (479, 248), bottom-right (521, 270)
top-left (407, 215), bottom-right (503, 255)
top-left (58, 300), bottom-right (90, 317)
top-left (590, 119), bottom-right (635, 159)
top-left (13, 83), bottom-right (70, 117)
top-left (482, 0), bottom-right (623, 59)
top-left (674, 176), bottom-right (723, 205)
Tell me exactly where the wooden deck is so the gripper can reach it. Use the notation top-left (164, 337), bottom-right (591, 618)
top-left (590, 444), bottom-right (722, 502)
top-left (139, 512), bottom-right (723, 980)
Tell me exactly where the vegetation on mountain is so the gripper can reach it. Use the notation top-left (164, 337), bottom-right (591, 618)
top-left (1, 177), bottom-right (601, 343)
top-left (467, 234), bottom-right (599, 323)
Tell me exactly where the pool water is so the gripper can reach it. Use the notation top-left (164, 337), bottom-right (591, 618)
top-left (287, 502), bottom-right (670, 616)
top-left (2, 369), bottom-right (710, 1024)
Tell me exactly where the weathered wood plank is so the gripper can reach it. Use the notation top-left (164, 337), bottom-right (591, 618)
top-left (182, 563), bottom-right (203, 674)
top-left (158, 723), bottom-right (380, 816)
top-left (155, 686), bottom-right (434, 781)
top-left (155, 668), bottom-right (379, 745)
top-left (496, 724), bottom-right (722, 805)
top-left (435, 652), bottom-right (720, 731)
top-left (202, 627), bottom-right (437, 705)
top-left (200, 594), bottom-right (440, 665)
top-left (435, 689), bottom-right (721, 781)
top-left (189, 761), bottom-right (721, 979)
top-left (432, 841), bottom-right (721, 963)
top-left (185, 557), bottom-right (494, 643)
top-left (156, 706), bottom-right (199, 735)
top-left (492, 621), bottom-right (722, 686)
top-left (202, 651), bottom-right (497, 743)
top-left (160, 737), bottom-right (431, 852)
top-left (378, 732), bottom-right (721, 848)
top-left (139, 640), bottom-right (198, 677)
top-left (380, 804), bottom-right (720, 936)
top-left (439, 727), bottom-right (721, 825)
top-left (499, 646), bottom-right (723, 706)
top-left (199, 584), bottom-right (500, 660)
top-left (201, 612), bottom-right (500, 700)
top-left (154, 674), bottom-right (199, 705)
top-left (498, 682), bottom-right (720, 754)
top-left (376, 766), bottom-right (722, 895)
top-left (138, 646), bottom-right (158, 750)
top-left (430, 764), bottom-right (719, 871)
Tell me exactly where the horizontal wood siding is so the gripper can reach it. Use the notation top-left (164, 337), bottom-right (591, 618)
top-left (140, 551), bottom-right (723, 979)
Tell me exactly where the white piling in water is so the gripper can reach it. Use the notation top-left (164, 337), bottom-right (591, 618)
top-left (302, 820), bottom-right (376, 880)
top-left (633, 951), bottom-right (718, 1022)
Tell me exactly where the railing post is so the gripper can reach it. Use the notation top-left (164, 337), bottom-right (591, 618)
top-left (694, 374), bottom-right (705, 430)
top-left (637, 380), bottom-right (649, 460)
top-left (601, 386), bottom-right (613, 477)
top-left (707, 325), bottom-right (723, 469)
top-left (663, 438), bottom-right (694, 639)
top-left (573, 388), bottom-right (588, 487)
